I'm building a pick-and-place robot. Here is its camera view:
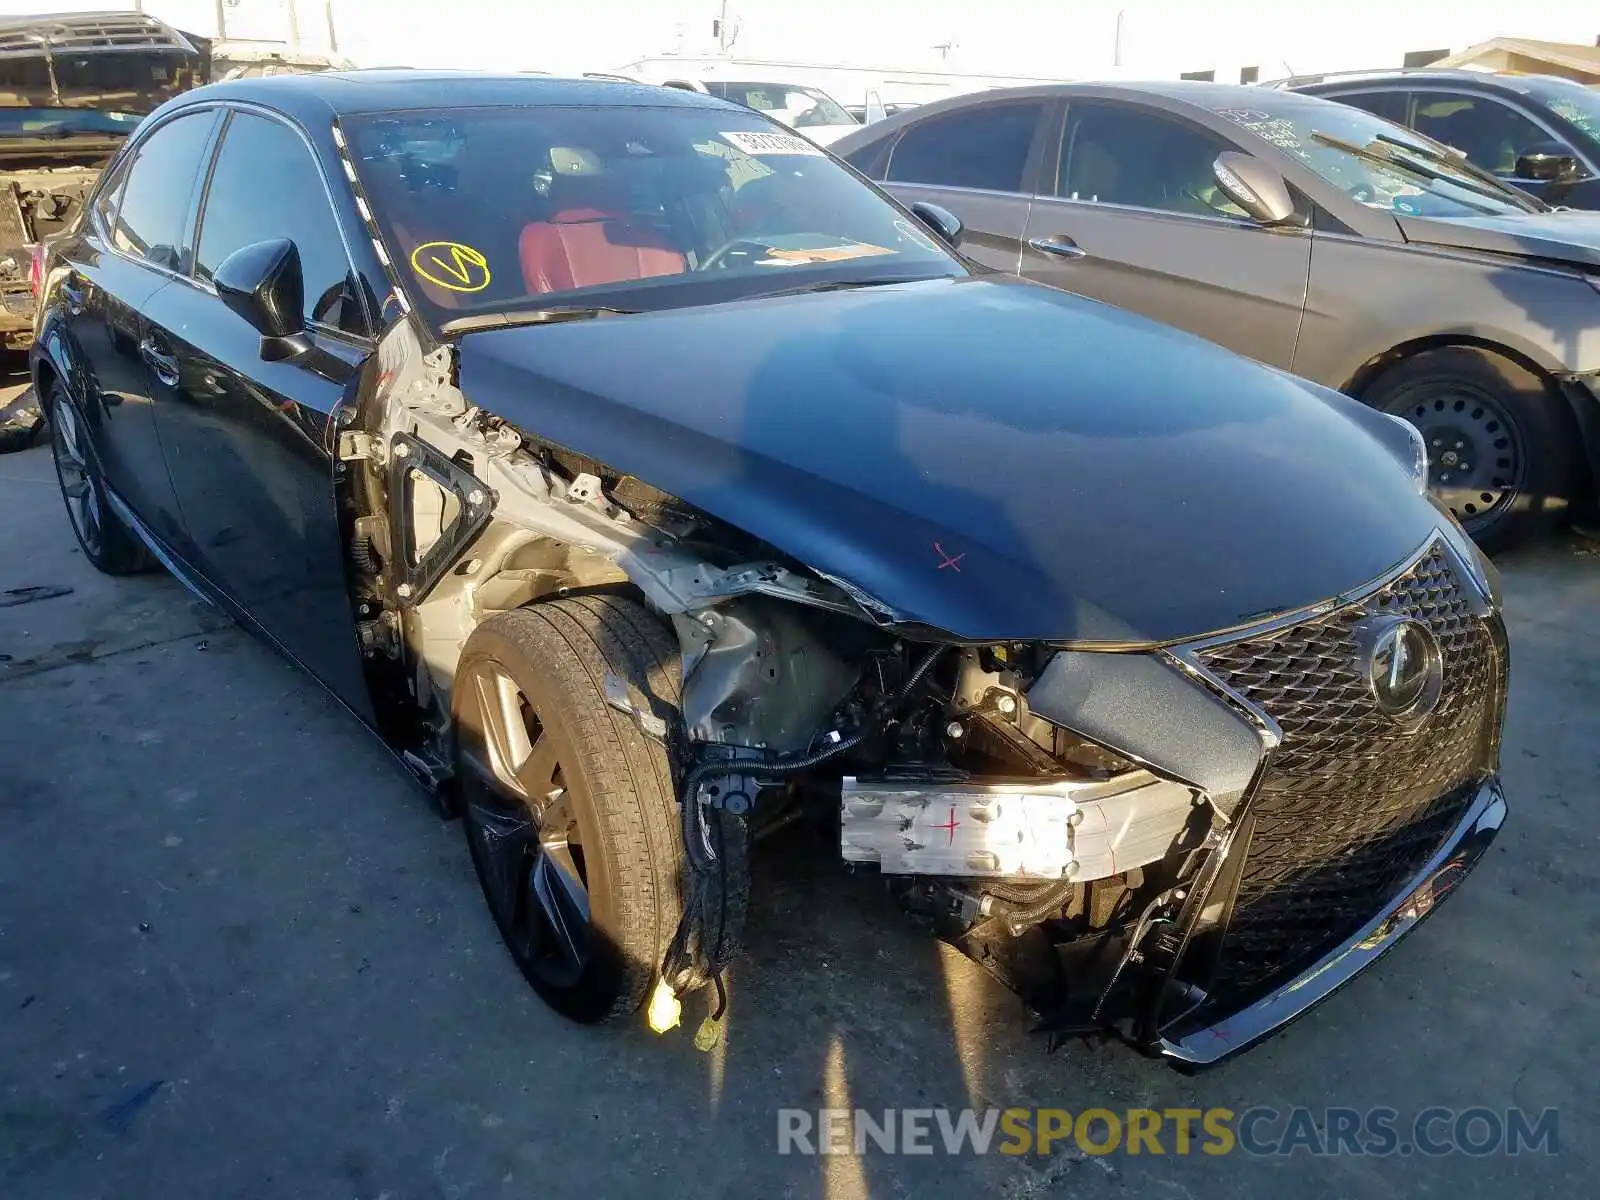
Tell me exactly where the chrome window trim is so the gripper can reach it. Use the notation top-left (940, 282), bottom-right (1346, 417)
top-left (883, 179), bottom-right (1028, 201)
top-left (1027, 191), bottom-right (1300, 235)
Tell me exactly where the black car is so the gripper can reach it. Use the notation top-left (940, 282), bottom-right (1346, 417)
top-left (31, 71), bottom-right (1508, 1065)
top-left (1277, 68), bottom-right (1600, 210)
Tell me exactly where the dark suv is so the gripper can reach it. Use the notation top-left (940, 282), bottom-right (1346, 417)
top-left (1277, 69), bottom-right (1600, 210)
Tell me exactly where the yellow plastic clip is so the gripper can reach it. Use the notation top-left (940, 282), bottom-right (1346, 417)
top-left (694, 1013), bottom-right (723, 1052)
top-left (647, 980), bottom-right (682, 1034)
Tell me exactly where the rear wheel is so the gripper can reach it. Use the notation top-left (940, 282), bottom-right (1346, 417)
top-left (1365, 347), bottom-right (1581, 553)
top-left (45, 379), bottom-right (152, 575)
top-left (453, 596), bottom-right (684, 1023)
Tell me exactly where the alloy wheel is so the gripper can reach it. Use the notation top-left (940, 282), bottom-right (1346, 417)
top-left (49, 396), bottom-right (104, 558)
top-left (457, 660), bottom-right (592, 988)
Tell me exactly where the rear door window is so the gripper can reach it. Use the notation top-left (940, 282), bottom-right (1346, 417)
top-left (842, 135), bottom-right (894, 181)
top-left (91, 151), bottom-right (134, 233)
top-left (886, 102), bottom-right (1045, 193)
top-left (110, 110), bottom-right (218, 272)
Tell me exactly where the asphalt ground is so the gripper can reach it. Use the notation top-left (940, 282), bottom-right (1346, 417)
top-left (2, 360), bottom-right (1597, 1199)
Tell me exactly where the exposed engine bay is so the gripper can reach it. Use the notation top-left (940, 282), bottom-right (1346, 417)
top-left (0, 165), bottom-right (102, 342)
top-left (335, 318), bottom-right (1238, 1042)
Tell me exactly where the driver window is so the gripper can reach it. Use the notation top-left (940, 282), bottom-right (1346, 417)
top-left (1411, 94), bottom-right (1551, 178)
top-left (1058, 105), bottom-right (1246, 219)
top-left (196, 112), bottom-right (368, 336)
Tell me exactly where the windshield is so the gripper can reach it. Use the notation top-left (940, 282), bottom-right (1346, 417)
top-left (346, 104), bottom-right (958, 328)
top-left (1213, 100), bottom-right (1542, 218)
top-left (0, 107), bottom-right (143, 138)
top-left (708, 82), bottom-right (858, 129)
top-left (1526, 82), bottom-right (1600, 148)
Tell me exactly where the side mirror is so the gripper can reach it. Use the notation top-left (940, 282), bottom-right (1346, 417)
top-left (1212, 151), bottom-right (1297, 225)
top-left (214, 238), bottom-right (306, 357)
top-left (1514, 141), bottom-right (1582, 183)
top-left (908, 200), bottom-right (963, 248)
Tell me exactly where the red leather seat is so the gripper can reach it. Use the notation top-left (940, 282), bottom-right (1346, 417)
top-left (519, 172), bottom-right (686, 294)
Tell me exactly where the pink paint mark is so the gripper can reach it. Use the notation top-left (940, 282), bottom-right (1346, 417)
top-left (934, 541), bottom-right (966, 572)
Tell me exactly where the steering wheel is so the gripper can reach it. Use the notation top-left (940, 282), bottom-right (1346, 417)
top-left (697, 238), bottom-right (772, 272)
top-left (1346, 182), bottom-right (1378, 204)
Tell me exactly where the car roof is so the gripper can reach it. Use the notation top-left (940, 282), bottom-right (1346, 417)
top-left (835, 79), bottom-right (1347, 145)
top-left (1276, 68), bottom-right (1587, 96)
top-left (162, 69), bottom-right (747, 124)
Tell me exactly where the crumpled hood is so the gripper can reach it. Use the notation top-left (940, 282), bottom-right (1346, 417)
top-left (0, 12), bottom-right (202, 113)
top-left (456, 276), bottom-right (1440, 645)
top-left (1397, 209), bottom-right (1600, 270)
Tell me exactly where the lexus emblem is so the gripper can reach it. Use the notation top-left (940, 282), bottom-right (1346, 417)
top-left (1358, 616), bottom-right (1444, 723)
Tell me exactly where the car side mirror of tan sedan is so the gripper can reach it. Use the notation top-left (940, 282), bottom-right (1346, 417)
top-left (1212, 151), bottom-right (1297, 225)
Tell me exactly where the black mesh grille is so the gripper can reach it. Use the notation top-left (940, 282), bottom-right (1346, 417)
top-left (1194, 543), bottom-right (1497, 996)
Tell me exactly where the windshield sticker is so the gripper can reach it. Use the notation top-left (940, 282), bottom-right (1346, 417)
top-left (894, 219), bottom-right (938, 251)
top-left (410, 241), bottom-right (492, 293)
top-left (720, 130), bottom-right (825, 157)
top-left (755, 243), bottom-right (892, 265)
top-left (1548, 98), bottom-right (1600, 140)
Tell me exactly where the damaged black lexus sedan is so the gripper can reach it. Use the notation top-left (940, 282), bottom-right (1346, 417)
top-left (31, 72), bottom-right (1509, 1065)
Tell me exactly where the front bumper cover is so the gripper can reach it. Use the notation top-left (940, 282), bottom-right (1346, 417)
top-left (1155, 775), bottom-right (1506, 1067)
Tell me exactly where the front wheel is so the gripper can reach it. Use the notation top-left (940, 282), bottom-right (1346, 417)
top-left (453, 597), bottom-right (685, 1023)
top-left (1365, 347), bottom-right (1582, 553)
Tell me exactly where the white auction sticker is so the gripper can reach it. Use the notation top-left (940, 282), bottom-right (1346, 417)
top-left (720, 129), bottom-right (825, 156)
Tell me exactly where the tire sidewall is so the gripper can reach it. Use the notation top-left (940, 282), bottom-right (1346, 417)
top-left (453, 624), bottom-right (644, 1020)
top-left (44, 379), bottom-right (106, 565)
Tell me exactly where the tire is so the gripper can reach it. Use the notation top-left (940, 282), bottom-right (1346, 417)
top-left (1364, 347), bottom-right (1582, 553)
top-left (453, 596), bottom-right (685, 1023)
top-left (44, 378), bottom-right (153, 575)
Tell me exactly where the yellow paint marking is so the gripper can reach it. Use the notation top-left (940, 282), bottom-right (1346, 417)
top-left (409, 241), bottom-right (491, 293)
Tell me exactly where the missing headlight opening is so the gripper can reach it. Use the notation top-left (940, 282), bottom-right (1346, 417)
top-left (329, 314), bottom-right (1505, 1064)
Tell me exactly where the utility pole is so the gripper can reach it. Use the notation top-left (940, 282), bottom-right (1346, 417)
top-left (714, 2), bottom-right (738, 54)
top-left (214, 0), bottom-right (228, 39)
top-left (1114, 9), bottom-right (1125, 68)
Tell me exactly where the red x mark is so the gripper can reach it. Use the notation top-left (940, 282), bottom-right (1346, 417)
top-left (934, 541), bottom-right (966, 571)
top-left (930, 805), bottom-right (961, 846)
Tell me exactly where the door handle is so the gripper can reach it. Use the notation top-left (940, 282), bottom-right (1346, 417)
top-left (60, 279), bottom-right (86, 315)
top-left (1026, 235), bottom-right (1089, 260)
top-left (140, 336), bottom-right (180, 388)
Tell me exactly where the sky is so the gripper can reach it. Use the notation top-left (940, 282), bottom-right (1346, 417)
top-left (4, 0), bottom-right (1596, 81)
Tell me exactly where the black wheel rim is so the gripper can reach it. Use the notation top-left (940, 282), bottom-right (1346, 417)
top-left (457, 660), bottom-right (592, 988)
top-left (1385, 382), bottom-right (1525, 528)
top-left (48, 396), bottom-right (103, 557)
